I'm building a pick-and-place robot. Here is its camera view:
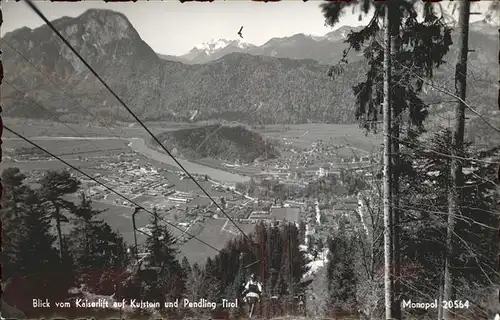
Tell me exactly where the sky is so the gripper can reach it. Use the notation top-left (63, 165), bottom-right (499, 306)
top-left (1, 1), bottom-right (494, 56)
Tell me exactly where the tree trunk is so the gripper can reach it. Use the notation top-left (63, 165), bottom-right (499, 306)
top-left (11, 186), bottom-right (18, 220)
top-left (383, 5), bottom-right (394, 320)
top-left (55, 206), bottom-right (65, 264)
top-left (390, 3), bottom-right (401, 318)
top-left (437, 282), bottom-right (443, 319)
top-left (443, 1), bottom-right (470, 319)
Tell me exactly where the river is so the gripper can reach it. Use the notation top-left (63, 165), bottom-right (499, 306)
top-left (122, 138), bottom-right (249, 185)
top-left (5, 136), bottom-right (250, 185)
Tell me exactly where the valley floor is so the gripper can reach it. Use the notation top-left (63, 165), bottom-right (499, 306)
top-left (1, 118), bottom-right (379, 272)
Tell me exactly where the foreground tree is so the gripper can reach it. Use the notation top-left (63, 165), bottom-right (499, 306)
top-left (180, 256), bottom-right (192, 293)
top-left (382, 6), bottom-right (395, 318)
top-left (1, 167), bottom-right (29, 222)
top-left (141, 208), bottom-right (184, 303)
top-left (1, 167), bottom-right (31, 277)
top-left (397, 128), bottom-right (499, 318)
top-left (69, 192), bottom-right (128, 270)
top-left (185, 262), bottom-right (204, 301)
top-left (38, 170), bottom-right (80, 264)
top-left (195, 221), bottom-right (310, 317)
top-left (4, 188), bottom-right (60, 278)
top-left (202, 257), bottom-right (223, 302)
top-left (443, 2), bottom-right (470, 319)
top-left (321, 1), bottom-right (453, 317)
top-left (325, 231), bottom-right (358, 317)
top-left (1, 170), bottom-right (77, 315)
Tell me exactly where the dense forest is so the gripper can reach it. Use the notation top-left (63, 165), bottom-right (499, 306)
top-left (1, 1), bottom-right (499, 319)
top-left (153, 125), bottom-right (279, 163)
top-left (3, 7), bottom-right (497, 126)
top-left (1, 133), bottom-right (498, 319)
top-left (0, 167), bottom-right (310, 319)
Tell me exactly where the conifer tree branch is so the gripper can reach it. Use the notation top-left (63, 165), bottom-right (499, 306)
top-left (396, 62), bottom-right (500, 135)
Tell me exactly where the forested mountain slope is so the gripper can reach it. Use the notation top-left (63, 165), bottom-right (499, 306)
top-left (2, 9), bottom-right (497, 126)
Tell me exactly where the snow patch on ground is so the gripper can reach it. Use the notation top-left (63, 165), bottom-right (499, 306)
top-left (306, 259), bottom-right (326, 278)
top-left (304, 248), bottom-right (329, 279)
top-left (315, 201), bottom-right (321, 225)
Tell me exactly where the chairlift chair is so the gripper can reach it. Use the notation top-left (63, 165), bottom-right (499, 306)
top-left (242, 273), bottom-right (263, 319)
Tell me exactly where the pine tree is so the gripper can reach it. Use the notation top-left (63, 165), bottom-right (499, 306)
top-left (69, 192), bottom-right (128, 270)
top-left (325, 235), bottom-right (357, 316)
top-left (269, 223), bottom-right (282, 277)
top-left (275, 223), bottom-right (311, 314)
top-left (185, 262), bottom-right (204, 302)
top-left (1, 167), bottom-right (29, 222)
top-left (142, 208), bottom-right (183, 302)
top-left (228, 253), bottom-right (246, 319)
top-left (400, 130), bottom-right (500, 316)
top-left (321, 1), bottom-right (452, 135)
top-left (203, 257), bottom-right (222, 302)
top-left (321, 2), bottom-right (453, 318)
top-left (193, 222), bottom-right (312, 316)
top-left (254, 222), bottom-right (267, 285)
top-left (7, 189), bottom-right (60, 277)
top-left (1, 167), bottom-right (33, 278)
top-left (181, 256), bottom-right (191, 276)
top-left (2, 187), bottom-right (72, 309)
top-left (180, 256), bottom-right (191, 297)
top-left (38, 170), bottom-right (80, 265)
top-left (298, 221), bottom-right (306, 245)
top-left (443, 2), bottom-right (470, 319)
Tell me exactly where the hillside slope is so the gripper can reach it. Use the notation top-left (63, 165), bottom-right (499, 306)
top-left (2, 9), bottom-right (497, 126)
top-left (154, 125), bottom-right (279, 163)
top-left (1, 9), bottom-right (360, 124)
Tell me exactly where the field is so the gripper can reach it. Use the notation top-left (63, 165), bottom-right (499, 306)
top-left (3, 117), bottom-right (189, 139)
top-left (3, 137), bottom-right (131, 156)
top-left (1, 159), bottom-right (97, 172)
top-left (179, 218), bottom-right (255, 265)
top-left (60, 195), bottom-right (154, 245)
top-left (3, 118), bottom-right (380, 160)
top-left (1, 119), bottom-right (379, 265)
top-left (255, 123), bottom-right (381, 153)
top-left (61, 196), bottom-right (200, 257)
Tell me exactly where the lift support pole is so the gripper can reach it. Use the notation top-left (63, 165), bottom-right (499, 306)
top-left (132, 207), bottom-right (142, 261)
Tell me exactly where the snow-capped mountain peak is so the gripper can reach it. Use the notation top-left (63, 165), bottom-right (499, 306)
top-left (304, 34), bottom-right (326, 41)
top-left (180, 38), bottom-right (255, 63)
top-left (325, 26), bottom-right (359, 42)
top-left (193, 38), bottom-right (250, 55)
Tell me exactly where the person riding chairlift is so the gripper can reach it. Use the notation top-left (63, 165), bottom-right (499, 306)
top-left (242, 274), bottom-right (262, 303)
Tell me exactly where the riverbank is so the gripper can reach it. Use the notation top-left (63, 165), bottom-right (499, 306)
top-left (4, 136), bottom-right (250, 185)
top-left (143, 136), bottom-right (261, 177)
top-left (127, 138), bottom-right (250, 185)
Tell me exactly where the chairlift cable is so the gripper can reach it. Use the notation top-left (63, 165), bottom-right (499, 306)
top-left (4, 126), bottom-right (221, 254)
top-left (24, 0), bottom-right (256, 247)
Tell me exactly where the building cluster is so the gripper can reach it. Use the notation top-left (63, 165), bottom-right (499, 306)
top-left (253, 140), bottom-right (375, 186)
top-left (81, 160), bottom-right (206, 208)
top-left (82, 162), bottom-right (167, 199)
top-left (6, 134), bottom-right (383, 257)
top-left (243, 206), bottom-right (301, 226)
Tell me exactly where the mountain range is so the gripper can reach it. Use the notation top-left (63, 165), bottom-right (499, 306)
top-left (162, 19), bottom-right (499, 66)
top-left (166, 26), bottom-right (364, 65)
top-left (2, 8), bottom-right (498, 127)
